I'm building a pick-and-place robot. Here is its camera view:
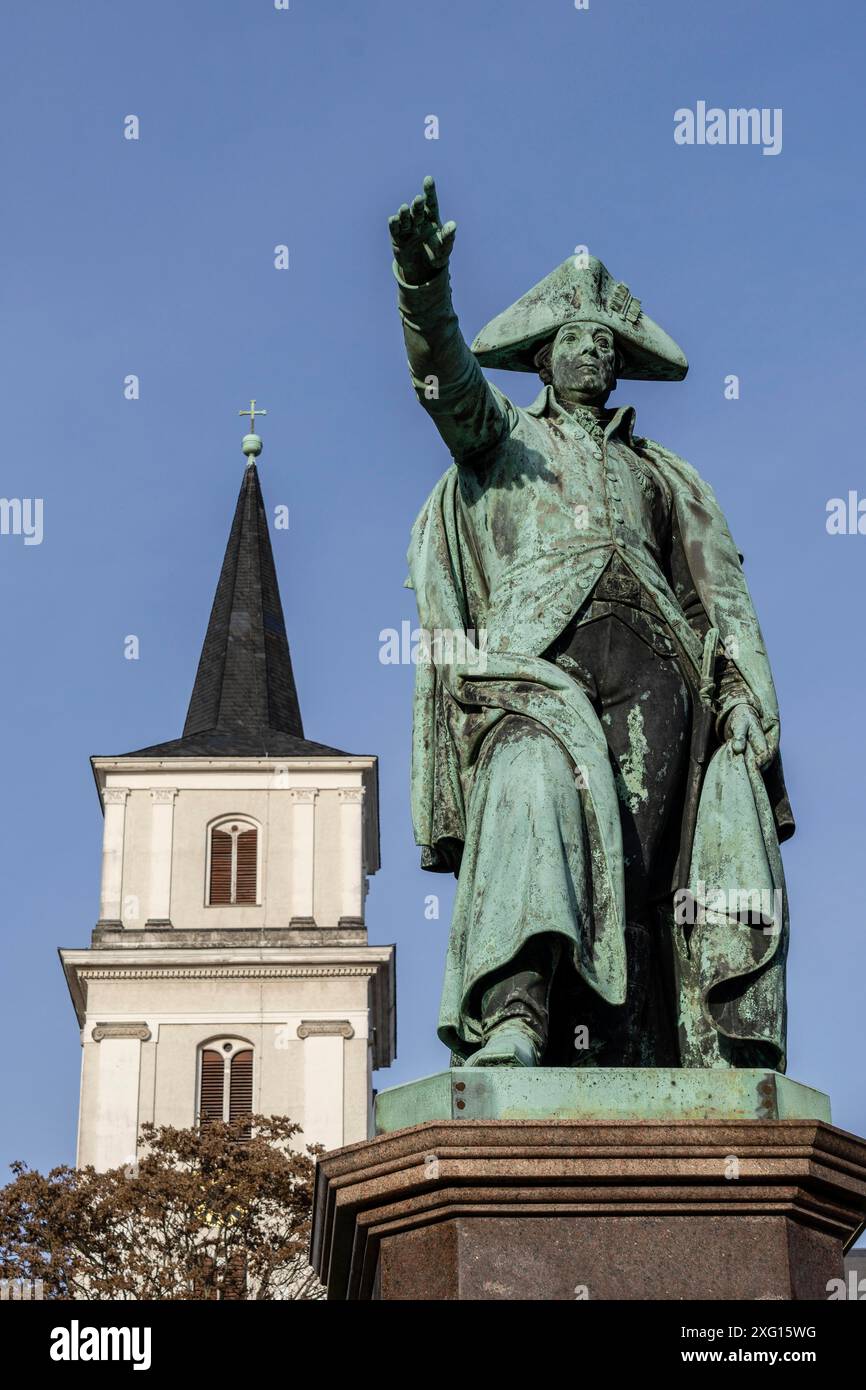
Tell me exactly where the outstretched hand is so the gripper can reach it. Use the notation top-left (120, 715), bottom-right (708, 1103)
top-left (389, 176), bottom-right (457, 286)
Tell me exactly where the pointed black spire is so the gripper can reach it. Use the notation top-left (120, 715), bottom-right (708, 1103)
top-left (121, 463), bottom-right (347, 759)
top-left (183, 460), bottom-right (303, 741)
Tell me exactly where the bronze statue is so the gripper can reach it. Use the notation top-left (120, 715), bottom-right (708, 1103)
top-left (390, 178), bottom-right (793, 1071)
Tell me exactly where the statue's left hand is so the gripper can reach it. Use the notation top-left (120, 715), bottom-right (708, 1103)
top-left (723, 703), bottom-right (771, 768)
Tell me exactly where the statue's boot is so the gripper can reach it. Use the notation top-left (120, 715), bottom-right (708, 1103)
top-left (466, 967), bottom-right (550, 1067)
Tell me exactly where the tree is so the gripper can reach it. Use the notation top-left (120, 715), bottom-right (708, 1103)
top-left (0, 1115), bottom-right (324, 1300)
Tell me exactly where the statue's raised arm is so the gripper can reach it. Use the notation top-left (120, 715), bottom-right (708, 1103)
top-left (389, 177), bottom-right (510, 462)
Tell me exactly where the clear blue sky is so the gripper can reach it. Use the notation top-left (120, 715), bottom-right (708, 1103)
top-left (1, 0), bottom-right (863, 1174)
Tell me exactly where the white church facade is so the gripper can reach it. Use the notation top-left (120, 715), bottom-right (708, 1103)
top-left (60, 434), bottom-right (395, 1171)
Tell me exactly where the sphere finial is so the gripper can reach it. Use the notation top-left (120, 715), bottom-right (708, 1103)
top-left (238, 399), bottom-right (267, 463)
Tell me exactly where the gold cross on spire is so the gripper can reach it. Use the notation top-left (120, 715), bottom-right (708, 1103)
top-left (239, 399), bottom-right (267, 432)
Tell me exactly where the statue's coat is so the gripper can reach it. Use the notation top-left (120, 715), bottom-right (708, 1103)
top-left (407, 387), bottom-right (792, 1067)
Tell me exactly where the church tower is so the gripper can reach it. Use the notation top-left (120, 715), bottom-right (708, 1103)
top-left (60, 417), bottom-right (395, 1171)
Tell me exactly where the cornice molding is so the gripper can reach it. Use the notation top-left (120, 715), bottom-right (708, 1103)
top-left (94, 756), bottom-right (376, 773)
top-left (59, 945), bottom-right (396, 1067)
top-left (78, 965), bottom-right (380, 982)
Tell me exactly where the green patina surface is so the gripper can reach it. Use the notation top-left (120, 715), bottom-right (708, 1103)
top-left (390, 178), bottom-right (795, 1072)
top-left (374, 1068), bottom-right (831, 1133)
top-left (616, 703), bottom-right (650, 814)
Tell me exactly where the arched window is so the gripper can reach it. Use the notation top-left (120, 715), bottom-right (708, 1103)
top-left (198, 1039), bottom-right (255, 1136)
top-left (207, 818), bottom-right (259, 905)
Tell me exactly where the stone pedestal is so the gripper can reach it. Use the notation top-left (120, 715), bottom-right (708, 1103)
top-left (310, 1071), bottom-right (866, 1301)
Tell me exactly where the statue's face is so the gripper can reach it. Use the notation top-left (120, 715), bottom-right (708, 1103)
top-left (551, 321), bottom-right (617, 402)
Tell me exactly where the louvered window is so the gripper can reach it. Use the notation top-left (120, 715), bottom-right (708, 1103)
top-left (229, 1050), bottom-right (254, 1139)
top-left (229, 1050), bottom-right (253, 1124)
top-left (199, 1049), bottom-right (225, 1125)
top-left (235, 832), bottom-right (257, 904)
top-left (198, 1040), bottom-right (254, 1134)
top-left (207, 820), bottom-right (259, 905)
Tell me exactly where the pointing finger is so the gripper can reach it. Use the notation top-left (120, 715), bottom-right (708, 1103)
top-left (423, 175), bottom-right (440, 223)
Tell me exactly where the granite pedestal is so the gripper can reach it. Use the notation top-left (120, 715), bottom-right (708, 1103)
top-left (310, 1070), bottom-right (866, 1300)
